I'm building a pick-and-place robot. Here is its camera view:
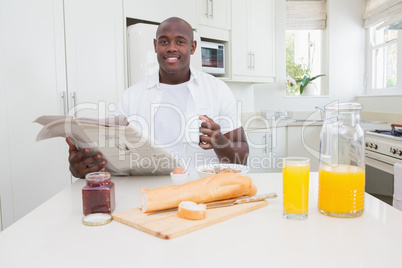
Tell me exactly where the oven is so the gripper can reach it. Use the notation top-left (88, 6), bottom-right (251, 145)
top-left (365, 124), bottom-right (402, 205)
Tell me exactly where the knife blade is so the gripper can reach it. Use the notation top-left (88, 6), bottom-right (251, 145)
top-left (145, 193), bottom-right (278, 216)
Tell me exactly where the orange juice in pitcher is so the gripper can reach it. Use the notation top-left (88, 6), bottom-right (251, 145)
top-left (318, 165), bottom-right (365, 216)
top-left (318, 103), bottom-right (365, 218)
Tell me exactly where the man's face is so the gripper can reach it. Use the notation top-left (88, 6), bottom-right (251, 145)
top-left (154, 20), bottom-right (196, 79)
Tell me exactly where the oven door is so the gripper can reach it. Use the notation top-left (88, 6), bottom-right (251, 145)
top-left (365, 151), bottom-right (399, 205)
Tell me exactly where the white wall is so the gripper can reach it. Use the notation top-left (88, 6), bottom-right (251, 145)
top-left (228, 0), bottom-right (366, 115)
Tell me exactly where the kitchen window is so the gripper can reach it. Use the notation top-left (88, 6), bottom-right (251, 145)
top-left (363, 0), bottom-right (402, 95)
top-left (285, 0), bottom-right (327, 96)
top-left (367, 23), bottom-right (401, 94)
top-left (286, 30), bottom-right (324, 95)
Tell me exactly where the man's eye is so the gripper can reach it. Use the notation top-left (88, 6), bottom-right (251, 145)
top-left (159, 40), bottom-right (168, 44)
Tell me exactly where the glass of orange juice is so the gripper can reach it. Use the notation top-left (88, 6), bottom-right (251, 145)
top-left (283, 157), bottom-right (310, 220)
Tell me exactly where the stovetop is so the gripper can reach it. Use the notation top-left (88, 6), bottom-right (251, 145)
top-left (366, 125), bottom-right (402, 159)
top-left (368, 124), bottom-right (402, 138)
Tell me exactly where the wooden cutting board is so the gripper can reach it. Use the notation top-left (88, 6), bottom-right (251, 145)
top-left (112, 201), bottom-right (268, 239)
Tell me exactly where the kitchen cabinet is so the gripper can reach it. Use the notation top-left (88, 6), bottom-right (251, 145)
top-left (0, 0), bottom-right (72, 228)
top-left (197, 0), bottom-right (231, 30)
top-left (287, 124), bottom-right (321, 172)
top-left (231, 0), bottom-right (276, 82)
top-left (63, 0), bottom-right (124, 118)
top-left (124, 0), bottom-right (197, 27)
top-left (246, 127), bottom-right (286, 173)
top-left (0, 0), bottom-right (125, 229)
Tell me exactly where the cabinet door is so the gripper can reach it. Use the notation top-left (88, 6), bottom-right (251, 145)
top-left (246, 131), bottom-right (269, 173)
top-left (125, 0), bottom-right (197, 27)
top-left (0, 0), bottom-right (71, 228)
top-left (231, 0), bottom-right (276, 82)
top-left (64, 0), bottom-right (125, 118)
top-left (287, 125), bottom-right (321, 171)
top-left (271, 127), bottom-right (287, 172)
top-left (198, 0), bottom-right (231, 29)
top-left (231, 0), bottom-right (250, 77)
top-left (248, 0), bottom-right (275, 78)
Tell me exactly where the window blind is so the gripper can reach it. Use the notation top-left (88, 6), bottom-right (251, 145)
top-left (286, 0), bottom-right (327, 30)
top-left (363, 0), bottom-right (402, 28)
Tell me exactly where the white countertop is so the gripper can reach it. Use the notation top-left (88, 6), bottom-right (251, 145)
top-left (1, 173), bottom-right (402, 267)
top-left (244, 119), bottom-right (390, 131)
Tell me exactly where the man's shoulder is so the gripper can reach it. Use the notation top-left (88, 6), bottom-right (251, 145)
top-left (125, 75), bottom-right (155, 94)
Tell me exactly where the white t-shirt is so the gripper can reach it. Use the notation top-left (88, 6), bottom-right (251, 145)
top-left (115, 67), bottom-right (241, 173)
top-left (154, 82), bottom-right (189, 156)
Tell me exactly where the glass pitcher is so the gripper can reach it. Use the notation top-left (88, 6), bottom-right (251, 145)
top-left (318, 102), bottom-right (365, 218)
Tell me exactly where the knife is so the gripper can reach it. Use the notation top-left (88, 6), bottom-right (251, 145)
top-left (145, 193), bottom-right (278, 216)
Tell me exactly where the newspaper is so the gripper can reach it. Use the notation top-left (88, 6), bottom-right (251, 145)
top-left (34, 115), bottom-right (178, 175)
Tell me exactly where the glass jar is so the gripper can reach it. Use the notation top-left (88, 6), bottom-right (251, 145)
top-left (318, 102), bottom-right (365, 218)
top-left (82, 172), bottom-right (115, 216)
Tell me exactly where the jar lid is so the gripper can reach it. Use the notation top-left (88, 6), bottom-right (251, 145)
top-left (82, 213), bottom-right (112, 226)
top-left (85, 172), bottom-right (111, 183)
top-left (325, 102), bottom-right (362, 111)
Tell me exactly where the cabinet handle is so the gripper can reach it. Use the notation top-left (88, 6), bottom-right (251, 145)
top-left (210, 0), bottom-right (214, 18)
top-left (72, 92), bottom-right (77, 118)
top-left (251, 52), bottom-right (255, 70)
top-left (262, 134), bottom-right (267, 153)
top-left (248, 52), bottom-right (251, 69)
top-left (205, 0), bottom-right (209, 17)
top-left (61, 91), bottom-right (67, 115)
top-left (267, 132), bottom-right (272, 152)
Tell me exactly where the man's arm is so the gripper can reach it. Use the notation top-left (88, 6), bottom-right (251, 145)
top-left (198, 115), bottom-right (249, 165)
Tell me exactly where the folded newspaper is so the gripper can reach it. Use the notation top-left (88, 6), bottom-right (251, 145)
top-left (34, 115), bottom-right (178, 175)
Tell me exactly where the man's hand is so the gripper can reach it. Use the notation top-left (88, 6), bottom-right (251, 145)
top-left (198, 115), bottom-right (249, 164)
top-left (66, 138), bottom-right (107, 178)
top-left (198, 115), bottom-right (229, 150)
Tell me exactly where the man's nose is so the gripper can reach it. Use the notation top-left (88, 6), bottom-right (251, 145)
top-left (167, 42), bottom-right (177, 52)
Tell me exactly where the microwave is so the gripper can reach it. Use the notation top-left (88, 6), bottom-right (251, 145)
top-left (200, 41), bottom-right (225, 75)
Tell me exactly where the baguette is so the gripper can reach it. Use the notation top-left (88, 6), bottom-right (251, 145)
top-left (139, 172), bottom-right (253, 212)
top-left (246, 184), bottom-right (257, 196)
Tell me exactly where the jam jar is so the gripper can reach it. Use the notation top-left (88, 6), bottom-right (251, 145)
top-left (82, 172), bottom-right (115, 215)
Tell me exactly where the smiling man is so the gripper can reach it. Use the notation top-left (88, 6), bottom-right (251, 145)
top-left (66, 17), bottom-right (249, 178)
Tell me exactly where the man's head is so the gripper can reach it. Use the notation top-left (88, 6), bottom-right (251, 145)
top-left (154, 17), bottom-right (196, 84)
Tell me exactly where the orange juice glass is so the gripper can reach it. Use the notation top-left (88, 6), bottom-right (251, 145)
top-left (283, 157), bottom-right (310, 220)
top-left (318, 165), bottom-right (365, 218)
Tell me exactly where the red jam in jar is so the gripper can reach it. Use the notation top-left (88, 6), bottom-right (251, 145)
top-left (82, 172), bottom-right (115, 215)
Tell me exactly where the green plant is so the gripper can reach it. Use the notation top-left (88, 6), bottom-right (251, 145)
top-left (295, 74), bottom-right (326, 94)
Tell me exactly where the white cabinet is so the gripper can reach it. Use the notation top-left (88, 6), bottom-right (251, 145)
top-left (231, 0), bottom-right (276, 82)
top-left (63, 0), bottom-right (124, 118)
top-left (0, 0), bottom-right (72, 228)
top-left (246, 127), bottom-right (287, 173)
top-left (0, 0), bottom-right (125, 229)
top-left (124, 0), bottom-right (197, 27)
top-left (287, 125), bottom-right (321, 172)
top-left (197, 0), bottom-right (231, 30)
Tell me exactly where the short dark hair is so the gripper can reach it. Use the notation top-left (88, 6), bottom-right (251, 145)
top-left (156, 17), bottom-right (194, 41)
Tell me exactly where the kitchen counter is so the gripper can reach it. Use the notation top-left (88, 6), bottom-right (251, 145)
top-left (1, 173), bottom-right (402, 267)
top-left (244, 118), bottom-right (390, 131)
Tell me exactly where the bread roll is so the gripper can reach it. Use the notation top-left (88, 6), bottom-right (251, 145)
top-left (178, 201), bottom-right (206, 220)
top-left (139, 172), bottom-right (252, 212)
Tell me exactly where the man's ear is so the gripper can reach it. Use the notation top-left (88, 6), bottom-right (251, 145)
top-left (190, 40), bottom-right (197, 55)
top-left (153, 39), bottom-right (157, 53)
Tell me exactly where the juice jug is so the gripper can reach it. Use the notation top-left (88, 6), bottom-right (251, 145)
top-left (318, 102), bottom-right (365, 218)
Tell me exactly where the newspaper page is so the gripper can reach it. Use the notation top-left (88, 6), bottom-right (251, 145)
top-left (35, 115), bottom-right (178, 175)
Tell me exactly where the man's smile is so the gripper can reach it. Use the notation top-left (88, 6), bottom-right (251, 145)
top-left (164, 55), bottom-right (180, 62)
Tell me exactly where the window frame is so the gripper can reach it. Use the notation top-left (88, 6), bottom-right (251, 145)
top-left (366, 25), bottom-right (402, 95)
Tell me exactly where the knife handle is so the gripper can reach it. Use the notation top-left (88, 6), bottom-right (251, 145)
top-left (234, 193), bottom-right (277, 204)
